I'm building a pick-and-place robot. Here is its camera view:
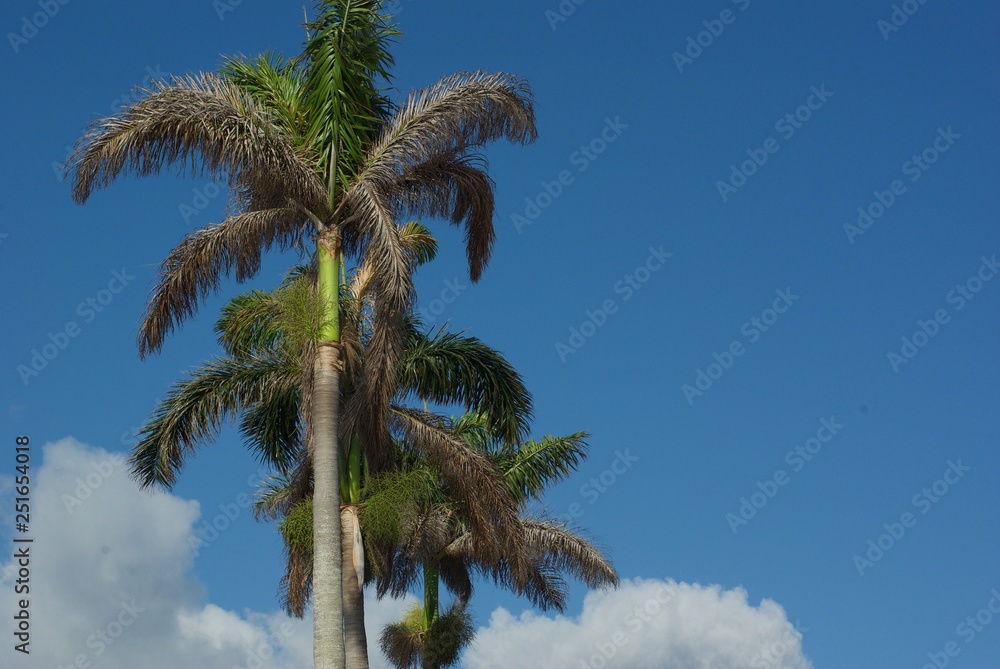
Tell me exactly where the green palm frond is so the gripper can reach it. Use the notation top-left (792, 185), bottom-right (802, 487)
top-left (220, 52), bottom-right (310, 147)
top-left (398, 221), bottom-right (439, 267)
top-left (238, 385), bottom-right (302, 471)
top-left (278, 498), bottom-right (315, 617)
top-left (303, 0), bottom-right (398, 196)
top-left (397, 328), bottom-right (533, 444)
top-left (254, 473), bottom-right (298, 520)
top-left (422, 604), bottom-right (475, 668)
top-left (495, 432), bottom-right (589, 505)
top-left (360, 468), bottom-right (439, 546)
top-left (215, 289), bottom-right (287, 358)
top-left (129, 354), bottom-right (301, 488)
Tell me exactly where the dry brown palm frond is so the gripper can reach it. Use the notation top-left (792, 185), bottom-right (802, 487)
top-left (437, 555), bottom-right (473, 608)
top-left (138, 207), bottom-right (305, 357)
top-left (279, 533), bottom-right (313, 618)
top-left (342, 71), bottom-right (535, 283)
top-left (68, 73), bottom-right (325, 212)
top-left (348, 261), bottom-right (374, 304)
top-left (440, 517), bottom-right (618, 612)
top-left (338, 72), bottom-right (535, 479)
top-left (364, 71), bottom-right (536, 178)
top-left (394, 153), bottom-right (496, 280)
top-left (387, 407), bottom-right (524, 566)
top-left (380, 603), bottom-right (474, 669)
top-left (445, 534), bottom-right (568, 613)
top-left (379, 605), bottom-right (423, 669)
top-left (520, 519), bottom-right (619, 590)
top-left (345, 288), bottom-right (409, 470)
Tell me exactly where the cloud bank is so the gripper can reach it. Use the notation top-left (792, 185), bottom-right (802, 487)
top-left (0, 439), bottom-right (811, 669)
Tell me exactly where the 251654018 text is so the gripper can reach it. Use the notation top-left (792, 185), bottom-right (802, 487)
top-left (13, 434), bottom-right (33, 655)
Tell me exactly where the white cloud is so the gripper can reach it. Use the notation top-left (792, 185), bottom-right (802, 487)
top-left (0, 438), bottom-right (812, 669)
top-left (0, 438), bottom-right (412, 669)
top-left (464, 579), bottom-right (813, 669)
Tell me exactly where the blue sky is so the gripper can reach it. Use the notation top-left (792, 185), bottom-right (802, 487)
top-left (2, 1), bottom-right (999, 668)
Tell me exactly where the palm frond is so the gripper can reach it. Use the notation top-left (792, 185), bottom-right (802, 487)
top-left (215, 289), bottom-right (287, 358)
top-left (397, 328), bottom-right (533, 444)
top-left (238, 385), bottom-right (302, 471)
top-left (396, 153), bottom-right (496, 279)
top-left (497, 432), bottom-right (589, 505)
top-left (68, 73), bottom-right (324, 211)
top-left (422, 604), bottom-right (475, 668)
top-left (254, 473), bottom-right (297, 520)
top-left (303, 0), bottom-right (398, 194)
top-left (379, 604), bottom-right (424, 669)
top-left (520, 518), bottom-right (619, 591)
top-left (344, 70), bottom-right (536, 281)
top-left (437, 555), bottom-right (473, 608)
top-left (138, 207), bottom-right (306, 357)
top-left (220, 52), bottom-right (310, 148)
top-left (379, 603), bottom-right (474, 669)
top-left (344, 281), bottom-right (410, 470)
top-left (387, 407), bottom-right (523, 565)
top-left (398, 220), bottom-right (439, 267)
top-left (278, 498), bottom-right (315, 617)
top-left (129, 354), bottom-right (301, 488)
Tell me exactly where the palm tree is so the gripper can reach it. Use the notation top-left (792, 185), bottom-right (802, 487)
top-left (132, 260), bottom-right (532, 668)
top-left (68, 3), bottom-right (537, 665)
top-left (266, 421), bottom-right (619, 669)
top-left (367, 417), bottom-right (619, 668)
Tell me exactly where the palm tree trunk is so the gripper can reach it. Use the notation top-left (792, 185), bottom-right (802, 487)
top-left (421, 564), bottom-right (440, 669)
top-left (342, 505), bottom-right (369, 669)
top-left (313, 239), bottom-right (345, 669)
